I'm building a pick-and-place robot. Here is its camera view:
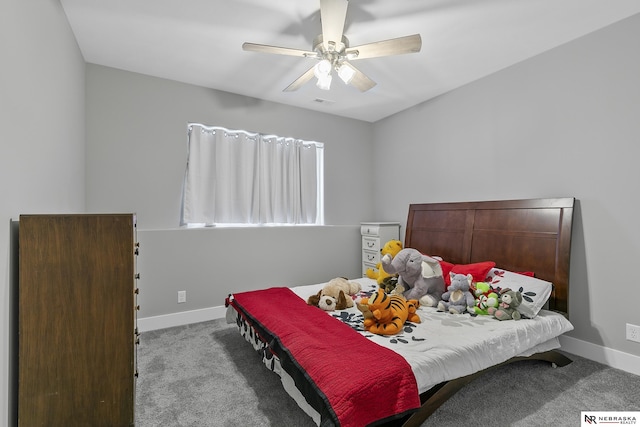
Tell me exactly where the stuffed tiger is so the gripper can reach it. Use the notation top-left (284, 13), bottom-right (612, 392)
top-left (359, 289), bottom-right (420, 335)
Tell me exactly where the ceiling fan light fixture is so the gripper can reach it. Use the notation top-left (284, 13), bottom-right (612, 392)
top-left (314, 59), bottom-right (332, 79)
top-left (337, 63), bottom-right (355, 84)
top-left (316, 73), bottom-right (332, 90)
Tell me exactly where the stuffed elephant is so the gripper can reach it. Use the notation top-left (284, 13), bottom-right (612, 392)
top-left (437, 273), bottom-right (475, 314)
top-left (380, 248), bottom-right (445, 307)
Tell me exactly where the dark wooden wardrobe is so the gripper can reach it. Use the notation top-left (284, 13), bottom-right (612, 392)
top-left (18, 214), bottom-right (139, 426)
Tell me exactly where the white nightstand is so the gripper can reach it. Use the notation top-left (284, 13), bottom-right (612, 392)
top-left (360, 222), bottom-right (401, 277)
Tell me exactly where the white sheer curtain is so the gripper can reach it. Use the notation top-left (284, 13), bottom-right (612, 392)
top-left (181, 124), bottom-right (324, 226)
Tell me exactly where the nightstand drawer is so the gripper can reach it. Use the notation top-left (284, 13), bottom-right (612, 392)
top-left (361, 224), bottom-right (381, 236)
top-left (363, 250), bottom-right (380, 265)
top-left (362, 237), bottom-right (381, 252)
top-left (363, 262), bottom-right (377, 277)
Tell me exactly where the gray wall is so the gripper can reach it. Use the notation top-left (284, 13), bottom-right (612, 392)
top-left (85, 64), bottom-right (375, 229)
top-left (136, 226), bottom-right (361, 318)
top-left (85, 65), bottom-right (373, 317)
top-left (0, 0), bottom-right (86, 424)
top-left (373, 13), bottom-right (640, 358)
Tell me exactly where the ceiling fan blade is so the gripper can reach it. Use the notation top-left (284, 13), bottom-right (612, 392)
top-left (320, 0), bottom-right (348, 51)
top-left (243, 42), bottom-right (317, 58)
top-left (342, 62), bottom-right (376, 92)
top-left (283, 66), bottom-right (316, 92)
top-left (346, 34), bottom-right (422, 60)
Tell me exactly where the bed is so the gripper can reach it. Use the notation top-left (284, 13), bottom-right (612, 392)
top-left (225, 197), bottom-right (576, 427)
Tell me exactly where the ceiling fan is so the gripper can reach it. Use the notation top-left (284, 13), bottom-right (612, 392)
top-left (242, 0), bottom-right (422, 92)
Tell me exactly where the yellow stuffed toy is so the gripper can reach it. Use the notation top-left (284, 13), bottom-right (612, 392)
top-left (365, 240), bottom-right (403, 285)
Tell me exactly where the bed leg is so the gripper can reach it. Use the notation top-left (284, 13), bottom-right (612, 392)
top-left (529, 350), bottom-right (573, 368)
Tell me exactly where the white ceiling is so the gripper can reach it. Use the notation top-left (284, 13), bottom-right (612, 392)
top-left (60, 0), bottom-right (640, 122)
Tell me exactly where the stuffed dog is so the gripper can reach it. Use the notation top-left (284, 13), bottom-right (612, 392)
top-left (307, 277), bottom-right (361, 311)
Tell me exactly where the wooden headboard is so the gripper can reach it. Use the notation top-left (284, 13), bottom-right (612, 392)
top-left (405, 198), bottom-right (575, 315)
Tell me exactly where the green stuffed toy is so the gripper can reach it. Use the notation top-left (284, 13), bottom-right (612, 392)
top-left (379, 276), bottom-right (399, 293)
top-left (470, 282), bottom-right (499, 315)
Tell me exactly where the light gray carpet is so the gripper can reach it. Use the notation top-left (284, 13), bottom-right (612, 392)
top-left (135, 319), bottom-right (640, 427)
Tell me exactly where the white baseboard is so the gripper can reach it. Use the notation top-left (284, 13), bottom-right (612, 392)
top-left (137, 306), bottom-right (227, 332)
top-left (559, 335), bottom-right (640, 376)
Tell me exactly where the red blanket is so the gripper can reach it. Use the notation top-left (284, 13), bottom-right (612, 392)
top-left (229, 287), bottom-right (420, 427)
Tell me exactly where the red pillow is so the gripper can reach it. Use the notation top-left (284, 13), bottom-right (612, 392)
top-left (517, 271), bottom-right (535, 277)
top-left (445, 261), bottom-right (496, 286)
top-left (438, 260), bottom-right (455, 280)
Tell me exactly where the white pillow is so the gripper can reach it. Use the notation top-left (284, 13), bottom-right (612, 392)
top-left (484, 268), bottom-right (553, 319)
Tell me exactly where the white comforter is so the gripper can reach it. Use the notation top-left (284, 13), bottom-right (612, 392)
top-left (291, 277), bottom-right (574, 394)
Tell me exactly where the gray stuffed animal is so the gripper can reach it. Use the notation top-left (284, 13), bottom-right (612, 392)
top-left (380, 248), bottom-right (445, 307)
top-left (488, 289), bottom-right (523, 320)
top-left (437, 273), bottom-right (475, 314)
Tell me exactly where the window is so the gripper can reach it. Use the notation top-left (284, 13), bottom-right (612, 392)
top-left (181, 124), bottom-right (324, 226)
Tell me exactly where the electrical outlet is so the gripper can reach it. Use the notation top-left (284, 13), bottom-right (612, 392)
top-left (626, 323), bottom-right (640, 343)
top-left (177, 290), bottom-right (186, 303)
